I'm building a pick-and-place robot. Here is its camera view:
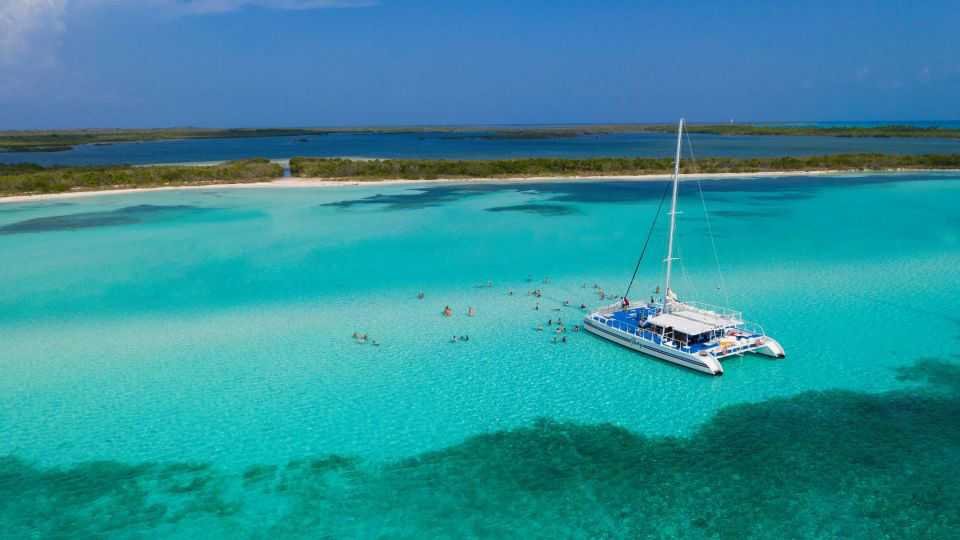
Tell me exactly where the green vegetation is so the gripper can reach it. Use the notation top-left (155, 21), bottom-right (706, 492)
top-left (0, 158), bottom-right (282, 196)
top-left (290, 153), bottom-right (960, 180)
top-left (4, 124), bottom-right (960, 151)
top-left (3, 153), bottom-right (957, 197)
top-left (647, 123), bottom-right (960, 139)
top-left (0, 128), bottom-right (336, 152)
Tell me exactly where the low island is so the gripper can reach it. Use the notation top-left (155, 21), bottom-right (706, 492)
top-left (2, 153), bottom-right (960, 199)
top-left (0, 159), bottom-right (282, 197)
top-left (3, 124), bottom-right (960, 153)
top-left (289, 153), bottom-right (960, 180)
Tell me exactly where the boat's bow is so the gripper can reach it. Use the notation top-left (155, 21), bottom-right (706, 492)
top-left (754, 337), bottom-right (786, 359)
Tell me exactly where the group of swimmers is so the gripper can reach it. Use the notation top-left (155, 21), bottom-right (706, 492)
top-left (351, 332), bottom-right (379, 346)
top-left (535, 317), bottom-right (580, 339)
top-left (424, 275), bottom-right (612, 346)
top-left (442, 305), bottom-right (474, 317)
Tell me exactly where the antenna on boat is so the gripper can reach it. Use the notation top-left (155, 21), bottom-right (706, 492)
top-left (663, 118), bottom-right (684, 312)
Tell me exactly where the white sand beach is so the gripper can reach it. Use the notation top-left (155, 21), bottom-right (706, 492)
top-left (1, 169), bottom-right (957, 204)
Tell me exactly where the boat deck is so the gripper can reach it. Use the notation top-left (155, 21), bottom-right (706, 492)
top-left (592, 304), bottom-right (762, 357)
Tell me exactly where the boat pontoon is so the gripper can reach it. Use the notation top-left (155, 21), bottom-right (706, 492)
top-left (583, 119), bottom-right (785, 375)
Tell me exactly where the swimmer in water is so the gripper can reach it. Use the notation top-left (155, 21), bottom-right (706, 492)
top-left (487, 281), bottom-right (492, 287)
top-left (548, 319), bottom-right (552, 325)
top-left (562, 336), bottom-right (567, 343)
top-left (574, 325), bottom-right (580, 332)
top-left (468, 306), bottom-right (474, 316)
top-left (536, 303), bottom-right (540, 311)
top-left (545, 277), bottom-right (550, 284)
top-left (418, 292), bottom-right (424, 299)
top-left (553, 337), bottom-right (558, 343)
top-left (452, 336), bottom-right (457, 343)
top-left (580, 304), bottom-right (586, 310)
top-left (655, 286), bottom-right (660, 294)
top-left (536, 324), bottom-right (543, 331)
top-left (443, 306), bottom-right (452, 317)
top-left (556, 327), bottom-right (562, 334)
top-left (509, 288), bottom-right (514, 296)
top-left (372, 340), bottom-right (380, 346)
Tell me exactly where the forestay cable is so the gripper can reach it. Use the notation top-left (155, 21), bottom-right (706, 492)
top-left (684, 129), bottom-right (730, 307)
top-left (623, 180), bottom-right (672, 301)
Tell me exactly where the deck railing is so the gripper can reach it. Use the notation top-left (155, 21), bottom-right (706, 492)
top-left (671, 301), bottom-right (743, 324)
top-left (594, 314), bottom-right (696, 352)
top-left (660, 300), bottom-right (767, 337)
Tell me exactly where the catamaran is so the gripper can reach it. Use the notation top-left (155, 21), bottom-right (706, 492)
top-left (583, 119), bottom-right (785, 375)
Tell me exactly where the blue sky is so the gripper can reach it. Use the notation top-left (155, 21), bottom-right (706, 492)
top-left (1, 0), bottom-right (958, 129)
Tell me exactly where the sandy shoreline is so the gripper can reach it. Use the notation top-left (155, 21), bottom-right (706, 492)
top-left (1, 168), bottom-right (957, 204)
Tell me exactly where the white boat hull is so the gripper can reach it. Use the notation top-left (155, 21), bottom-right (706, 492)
top-left (583, 317), bottom-right (724, 375)
top-left (754, 338), bottom-right (786, 359)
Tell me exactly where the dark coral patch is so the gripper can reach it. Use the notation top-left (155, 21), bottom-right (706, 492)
top-left (0, 205), bottom-right (203, 234)
top-left (324, 173), bottom-right (938, 211)
top-left (485, 203), bottom-right (578, 215)
top-left (3, 358), bottom-right (959, 537)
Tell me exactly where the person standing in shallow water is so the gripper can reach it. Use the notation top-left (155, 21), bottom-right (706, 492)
top-left (468, 306), bottom-right (474, 316)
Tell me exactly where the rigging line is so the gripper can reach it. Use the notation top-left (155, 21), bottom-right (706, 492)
top-left (624, 179), bottom-right (673, 301)
top-left (684, 129), bottom-right (730, 307)
top-left (674, 227), bottom-right (700, 301)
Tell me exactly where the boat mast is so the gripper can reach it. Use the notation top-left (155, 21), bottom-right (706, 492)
top-left (663, 118), bottom-right (684, 310)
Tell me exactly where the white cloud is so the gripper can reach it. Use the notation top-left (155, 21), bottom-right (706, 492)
top-left (0, 0), bottom-right (373, 66)
top-left (0, 0), bottom-right (374, 100)
top-left (156, 0), bottom-right (377, 16)
top-left (0, 0), bottom-right (68, 67)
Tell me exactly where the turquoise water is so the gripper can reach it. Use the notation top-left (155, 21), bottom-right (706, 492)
top-left (4, 130), bottom-right (960, 166)
top-left (1, 173), bottom-right (959, 537)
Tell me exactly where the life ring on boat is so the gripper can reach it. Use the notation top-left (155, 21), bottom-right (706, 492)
top-left (727, 329), bottom-right (736, 336)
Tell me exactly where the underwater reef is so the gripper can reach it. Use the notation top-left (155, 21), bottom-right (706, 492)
top-left (2, 356), bottom-right (959, 539)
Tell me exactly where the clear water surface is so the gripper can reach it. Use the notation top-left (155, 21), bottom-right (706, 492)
top-left (1, 172), bottom-right (959, 538)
